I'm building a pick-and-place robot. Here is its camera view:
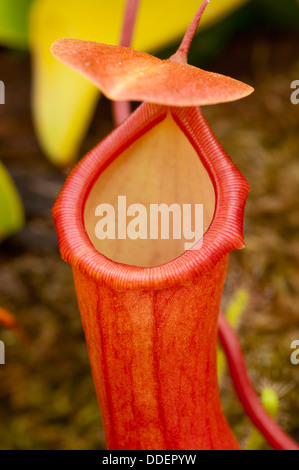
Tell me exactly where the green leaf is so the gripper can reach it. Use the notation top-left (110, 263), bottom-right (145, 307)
top-left (0, 0), bottom-right (33, 50)
top-left (0, 162), bottom-right (24, 242)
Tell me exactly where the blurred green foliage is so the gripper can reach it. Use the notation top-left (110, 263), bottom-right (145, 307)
top-left (246, 388), bottom-right (280, 450)
top-left (0, 162), bottom-right (24, 242)
top-left (0, 0), bottom-right (33, 49)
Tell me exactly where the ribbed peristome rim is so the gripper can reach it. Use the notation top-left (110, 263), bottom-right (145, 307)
top-left (53, 103), bottom-right (249, 291)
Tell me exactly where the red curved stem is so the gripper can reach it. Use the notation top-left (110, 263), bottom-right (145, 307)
top-left (177, 0), bottom-right (209, 57)
top-left (112, 0), bottom-right (141, 126)
top-left (218, 312), bottom-right (299, 451)
top-left (171, 0), bottom-right (210, 64)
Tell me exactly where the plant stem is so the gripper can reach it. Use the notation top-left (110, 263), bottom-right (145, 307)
top-left (171, 0), bottom-right (210, 63)
top-left (112, 0), bottom-right (141, 126)
top-left (119, 0), bottom-right (141, 48)
top-left (112, 101), bottom-right (132, 127)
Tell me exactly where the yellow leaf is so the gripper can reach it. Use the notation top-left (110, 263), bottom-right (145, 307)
top-left (30, 0), bottom-right (248, 166)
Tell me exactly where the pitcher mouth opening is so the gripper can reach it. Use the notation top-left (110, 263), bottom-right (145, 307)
top-left (53, 103), bottom-right (249, 291)
top-left (84, 110), bottom-right (216, 268)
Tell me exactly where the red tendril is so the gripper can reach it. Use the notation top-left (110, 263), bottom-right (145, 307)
top-left (218, 312), bottom-right (299, 451)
